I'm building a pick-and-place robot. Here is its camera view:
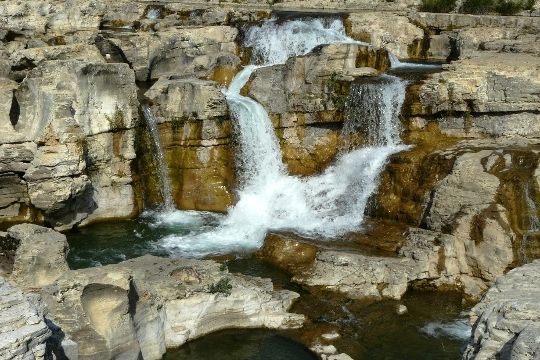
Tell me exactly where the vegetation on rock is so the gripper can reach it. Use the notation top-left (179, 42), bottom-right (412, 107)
top-left (419, 0), bottom-right (457, 13)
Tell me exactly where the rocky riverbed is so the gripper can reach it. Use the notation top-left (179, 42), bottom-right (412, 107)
top-left (0, 0), bottom-right (539, 359)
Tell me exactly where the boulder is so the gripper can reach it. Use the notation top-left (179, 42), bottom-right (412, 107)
top-left (463, 260), bottom-right (540, 360)
top-left (257, 233), bottom-right (319, 273)
top-left (8, 224), bottom-right (69, 288)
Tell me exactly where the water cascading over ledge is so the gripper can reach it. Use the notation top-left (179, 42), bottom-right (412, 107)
top-left (158, 17), bottom-right (409, 258)
top-left (142, 104), bottom-right (175, 211)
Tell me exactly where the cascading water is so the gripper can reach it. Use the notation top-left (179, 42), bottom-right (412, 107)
top-left (142, 104), bottom-right (175, 211)
top-left (160, 18), bottom-right (407, 257)
top-left (389, 52), bottom-right (440, 70)
top-left (521, 184), bottom-right (540, 263)
top-left (343, 75), bottom-right (406, 146)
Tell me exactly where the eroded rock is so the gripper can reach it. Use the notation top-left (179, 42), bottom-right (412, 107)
top-left (4, 224), bottom-right (304, 360)
top-left (0, 277), bottom-right (50, 360)
top-left (463, 260), bottom-right (540, 360)
top-left (9, 224), bottom-right (69, 288)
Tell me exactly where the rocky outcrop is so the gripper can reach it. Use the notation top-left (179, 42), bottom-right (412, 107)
top-left (347, 13), bottom-right (424, 59)
top-left (144, 77), bottom-right (235, 211)
top-left (263, 138), bottom-right (540, 301)
top-left (0, 60), bottom-right (139, 229)
top-left (413, 52), bottom-right (540, 138)
top-left (4, 224), bottom-right (304, 360)
top-left (8, 224), bottom-right (69, 289)
top-left (109, 26), bottom-right (239, 82)
top-left (370, 137), bottom-right (540, 298)
top-left (463, 260), bottom-right (540, 360)
top-left (0, 277), bottom-right (50, 360)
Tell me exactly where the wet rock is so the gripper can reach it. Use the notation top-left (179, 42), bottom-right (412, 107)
top-left (257, 233), bottom-right (319, 273)
top-left (293, 249), bottom-right (427, 300)
top-left (144, 77), bottom-right (234, 211)
top-left (248, 43), bottom-right (390, 175)
top-left (374, 138), bottom-right (540, 299)
top-left (396, 304), bottom-right (408, 315)
top-left (0, 277), bottom-right (51, 360)
top-left (325, 354), bottom-right (354, 360)
top-left (463, 260), bottom-right (540, 360)
top-left (321, 332), bottom-right (340, 340)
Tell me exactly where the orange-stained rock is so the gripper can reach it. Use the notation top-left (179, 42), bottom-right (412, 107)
top-left (257, 233), bottom-right (319, 274)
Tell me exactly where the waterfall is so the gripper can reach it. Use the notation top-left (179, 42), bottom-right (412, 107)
top-left (244, 18), bottom-right (363, 65)
top-left (343, 75), bottom-right (407, 147)
top-left (142, 105), bottom-right (175, 211)
top-left (160, 18), bottom-right (407, 258)
top-left (522, 184), bottom-right (540, 263)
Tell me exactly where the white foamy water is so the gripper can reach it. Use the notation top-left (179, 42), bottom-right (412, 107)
top-left (159, 18), bottom-right (407, 258)
top-left (244, 17), bottom-right (365, 65)
top-left (420, 319), bottom-right (472, 341)
top-left (389, 52), bottom-right (441, 70)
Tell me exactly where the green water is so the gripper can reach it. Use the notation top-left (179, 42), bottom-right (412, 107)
top-left (66, 211), bottom-right (221, 269)
top-left (226, 257), bottom-right (469, 360)
top-left (66, 220), bottom-right (470, 359)
top-left (164, 329), bottom-right (319, 360)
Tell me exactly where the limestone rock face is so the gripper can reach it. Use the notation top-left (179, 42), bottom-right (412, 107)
top-left (347, 13), bottom-right (424, 59)
top-left (408, 13), bottom-right (540, 58)
top-left (416, 53), bottom-right (540, 138)
top-left (372, 138), bottom-right (540, 299)
top-left (463, 260), bottom-right (540, 360)
top-left (145, 77), bottom-right (234, 211)
top-left (0, 277), bottom-right (51, 360)
top-left (41, 255), bottom-right (304, 360)
top-left (0, 60), bottom-right (139, 229)
top-left (109, 26), bottom-right (239, 82)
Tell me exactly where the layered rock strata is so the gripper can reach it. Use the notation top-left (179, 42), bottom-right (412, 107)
top-left (463, 260), bottom-right (540, 360)
top-left (3, 224), bottom-right (304, 360)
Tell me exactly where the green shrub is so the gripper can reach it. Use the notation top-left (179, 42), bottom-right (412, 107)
top-left (208, 278), bottom-right (232, 296)
top-left (495, 0), bottom-right (535, 14)
top-left (105, 106), bottom-right (125, 130)
top-left (461, 0), bottom-right (496, 14)
top-left (462, 0), bottom-right (533, 14)
top-left (420, 0), bottom-right (457, 12)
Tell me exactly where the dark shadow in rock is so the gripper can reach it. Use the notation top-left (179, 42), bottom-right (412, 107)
top-left (9, 92), bottom-right (20, 127)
